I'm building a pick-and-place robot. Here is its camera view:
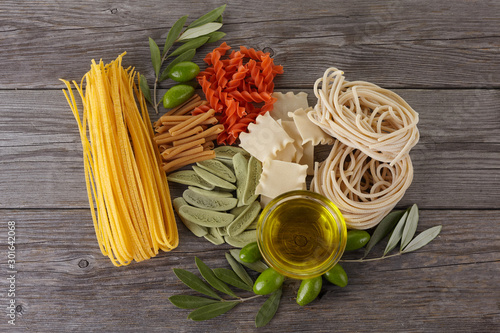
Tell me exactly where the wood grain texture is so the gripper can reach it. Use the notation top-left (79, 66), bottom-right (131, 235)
top-left (0, 0), bottom-right (499, 89)
top-left (0, 209), bottom-right (498, 332)
top-left (1, 89), bottom-right (499, 209)
top-left (1, 0), bottom-right (499, 332)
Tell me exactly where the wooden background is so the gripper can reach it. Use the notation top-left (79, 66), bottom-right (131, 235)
top-left (1, 0), bottom-right (499, 332)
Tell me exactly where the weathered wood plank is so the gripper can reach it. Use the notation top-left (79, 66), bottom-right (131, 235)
top-left (0, 209), bottom-right (498, 332)
top-left (0, 0), bottom-right (499, 89)
top-left (1, 89), bottom-right (499, 209)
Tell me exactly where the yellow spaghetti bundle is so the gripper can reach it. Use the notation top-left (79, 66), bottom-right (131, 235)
top-left (61, 53), bottom-right (178, 266)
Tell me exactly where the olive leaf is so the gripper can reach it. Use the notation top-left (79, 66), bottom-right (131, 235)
top-left (213, 268), bottom-right (253, 292)
top-left (168, 36), bottom-right (210, 59)
top-left (402, 225), bottom-right (442, 253)
top-left (187, 301), bottom-right (238, 321)
top-left (225, 252), bottom-right (254, 287)
top-left (214, 15), bottom-right (223, 24)
top-left (206, 31), bottom-right (226, 43)
top-left (178, 22), bottom-right (223, 42)
top-left (383, 210), bottom-right (408, 256)
top-left (139, 74), bottom-right (152, 104)
top-left (255, 288), bottom-right (282, 328)
top-left (401, 204), bottom-right (419, 250)
top-left (195, 257), bottom-right (238, 297)
top-left (229, 248), bottom-right (268, 273)
top-left (173, 268), bottom-right (222, 300)
top-left (364, 210), bottom-right (404, 258)
top-left (148, 37), bottom-right (161, 77)
top-left (169, 295), bottom-right (220, 309)
top-left (163, 15), bottom-right (188, 55)
top-left (187, 4), bottom-right (226, 29)
top-left (159, 49), bottom-right (196, 82)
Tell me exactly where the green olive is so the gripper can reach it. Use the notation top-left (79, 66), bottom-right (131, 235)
top-left (239, 242), bottom-right (262, 263)
top-left (168, 61), bottom-right (200, 82)
top-left (162, 84), bottom-right (195, 109)
top-left (296, 276), bottom-right (322, 306)
top-left (253, 268), bottom-right (285, 295)
top-left (323, 264), bottom-right (348, 287)
top-left (345, 230), bottom-right (371, 251)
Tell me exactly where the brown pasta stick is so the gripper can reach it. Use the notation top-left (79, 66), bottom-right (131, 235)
top-left (169, 109), bottom-right (216, 137)
top-left (204, 133), bottom-right (219, 142)
top-left (162, 117), bottom-right (217, 127)
top-left (164, 145), bottom-right (204, 161)
top-left (173, 124), bottom-right (224, 146)
top-left (202, 141), bottom-right (215, 150)
top-left (154, 125), bottom-right (204, 145)
top-left (172, 146), bottom-right (204, 159)
top-left (174, 100), bottom-right (209, 116)
top-left (161, 138), bottom-right (205, 159)
top-left (161, 94), bottom-right (201, 117)
top-left (173, 100), bottom-right (206, 116)
top-left (155, 124), bottom-right (173, 134)
top-left (158, 144), bottom-right (171, 153)
top-left (153, 94), bottom-right (201, 127)
top-left (154, 130), bottom-right (172, 141)
top-left (159, 115), bottom-right (195, 122)
top-left (162, 150), bottom-right (215, 173)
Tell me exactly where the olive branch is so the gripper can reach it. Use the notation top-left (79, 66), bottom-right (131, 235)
top-left (169, 204), bottom-right (442, 327)
top-left (140, 5), bottom-right (226, 114)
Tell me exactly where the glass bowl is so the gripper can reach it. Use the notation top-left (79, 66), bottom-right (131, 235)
top-left (256, 190), bottom-right (347, 279)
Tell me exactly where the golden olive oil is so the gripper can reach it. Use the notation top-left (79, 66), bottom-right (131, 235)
top-left (260, 196), bottom-right (343, 278)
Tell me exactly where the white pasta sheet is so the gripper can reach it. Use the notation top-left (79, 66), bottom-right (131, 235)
top-left (239, 112), bottom-right (294, 162)
top-left (288, 107), bottom-right (334, 145)
top-left (270, 91), bottom-right (309, 121)
top-left (255, 159), bottom-right (308, 199)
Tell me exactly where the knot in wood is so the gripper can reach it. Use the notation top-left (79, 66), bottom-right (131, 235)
top-left (78, 259), bottom-right (89, 268)
top-left (262, 47), bottom-right (274, 57)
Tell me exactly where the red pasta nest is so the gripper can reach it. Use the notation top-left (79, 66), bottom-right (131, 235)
top-left (195, 42), bottom-right (284, 145)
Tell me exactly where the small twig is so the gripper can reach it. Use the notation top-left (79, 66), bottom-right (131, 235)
top-left (153, 77), bottom-right (159, 114)
top-left (236, 294), bottom-right (263, 303)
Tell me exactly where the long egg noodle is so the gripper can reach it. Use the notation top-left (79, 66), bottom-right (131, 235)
top-left (308, 68), bottom-right (419, 166)
top-left (61, 53), bottom-right (178, 266)
top-left (309, 68), bottom-right (419, 229)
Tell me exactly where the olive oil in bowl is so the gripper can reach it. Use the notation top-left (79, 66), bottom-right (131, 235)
top-left (257, 191), bottom-right (347, 279)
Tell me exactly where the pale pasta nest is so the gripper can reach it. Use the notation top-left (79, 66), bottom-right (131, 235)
top-left (309, 68), bottom-right (419, 229)
top-left (308, 68), bottom-right (419, 166)
top-left (311, 141), bottom-right (413, 229)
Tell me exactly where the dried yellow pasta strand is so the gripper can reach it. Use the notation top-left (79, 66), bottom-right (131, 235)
top-left (61, 53), bottom-right (178, 266)
top-left (136, 79), bottom-right (178, 251)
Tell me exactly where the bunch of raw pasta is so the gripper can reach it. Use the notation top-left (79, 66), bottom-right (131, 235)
top-left (153, 94), bottom-right (223, 173)
top-left (309, 68), bottom-right (420, 229)
top-left (196, 42), bottom-right (284, 145)
top-left (61, 53), bottom-right (178, 266)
